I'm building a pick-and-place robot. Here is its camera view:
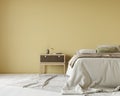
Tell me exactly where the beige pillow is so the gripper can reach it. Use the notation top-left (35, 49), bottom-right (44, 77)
top-left (96, 45), bottom-right (119, 53)
top-left (117, 45), bottom-right (120, 51)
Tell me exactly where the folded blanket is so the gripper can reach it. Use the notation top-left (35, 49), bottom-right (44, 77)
top-left (69, 53), bottom-right (120, 68)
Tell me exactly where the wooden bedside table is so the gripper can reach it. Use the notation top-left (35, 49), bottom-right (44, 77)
top-left (40, 54), bottom-right (66, 74)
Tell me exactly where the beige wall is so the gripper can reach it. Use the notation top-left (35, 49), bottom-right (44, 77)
top-left (1, 0), bottom-right (120, 73)
top-left (0, 1), bottom-right (3, 72)
top-left (0, 3), bottom-right (1, 71)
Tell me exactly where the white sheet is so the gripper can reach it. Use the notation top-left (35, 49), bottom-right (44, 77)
top-left (0, 74), bottom-right (120, 96)
top-left (63, 58), bottom-right (120, 94)
top-left (0, 74), bottom-right (84, 96)
top-left (0, 74), bottom-right (67, 92)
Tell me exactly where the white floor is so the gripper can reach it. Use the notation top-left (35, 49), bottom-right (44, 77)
top-left (0, 74), bottom-right (120, 96)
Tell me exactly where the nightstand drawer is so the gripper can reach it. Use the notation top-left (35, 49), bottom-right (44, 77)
top-left (40, 55), bottom-right (64, 62)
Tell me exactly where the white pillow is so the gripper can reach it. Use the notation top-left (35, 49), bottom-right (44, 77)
top-left (78, 49), bottom-right (96, 54)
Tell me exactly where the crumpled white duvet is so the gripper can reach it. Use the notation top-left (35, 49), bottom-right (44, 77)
top-left (62, 58), bottom-right (120, 95)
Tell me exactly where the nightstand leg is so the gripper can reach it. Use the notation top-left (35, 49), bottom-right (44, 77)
top-left (43, 65), bottom-right (45, 74)
top-left (64, 64), bottom-right (66, 74)
top-left (40, 65), bottom-right (45, 74)
top-left (40, 64), bottom-right (42, 74)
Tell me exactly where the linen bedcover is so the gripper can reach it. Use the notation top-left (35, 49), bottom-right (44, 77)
top-left (62, 58), bottom-right (120, 94)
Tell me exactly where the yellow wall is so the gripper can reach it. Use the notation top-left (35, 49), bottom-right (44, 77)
top-left (0, 10), bottom-right (2, 70)
top-left (0, 1), bottom-right (3, 71)
top-left (0, 2), bottom-right (1, 67)
top-left (1, 0), bottom-right (120, 73)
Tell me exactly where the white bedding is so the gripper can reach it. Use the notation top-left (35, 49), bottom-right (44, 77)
top-left (0, 74), bottom-right (67, 92)
top-left (0, 74), bottom-right (84, 96)
top-left (63, 58), bottom-right (120, 95)
top-left (0, 85), bottom-right (61, 96)
top-left (0, 74), bottom-right (120, 96)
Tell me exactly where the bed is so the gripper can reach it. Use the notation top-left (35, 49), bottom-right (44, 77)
top-left (62, 47), bottom-right (120, 95)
